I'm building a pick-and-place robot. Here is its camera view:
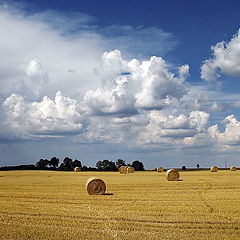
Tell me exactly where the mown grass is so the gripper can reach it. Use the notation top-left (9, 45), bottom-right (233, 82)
top-left (0, 170), bottom-right (239, 240)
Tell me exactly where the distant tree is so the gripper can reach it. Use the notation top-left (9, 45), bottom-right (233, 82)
top-left (96, 160), bottom-right (117, 171)
top-left (58, 157), bottom-right (74, 171)
top-left (131, 160), bottom-right (144, 171)
top-left (0, 164), bottom-right (36, 171)
top-left (196, 164), bottom-right (200, 169)
top-left (49, 157), bottom-right (60, 170)
top-left (81, 165), bottom-right (98, 171)
top-left (182, 165), bottom-right (186, 170)
top-left (96, 161), bottom-right (102, 170)
top-left (21, 164), bottom-right (36, 170)
top-left (81, 165), bottom-right (88, 171)
top-left (73, 159), bottom-right (82, 168)
top-left (116, 159), bottom-right (126, 169)
top-left (36, 159), bottom-right (49, 170)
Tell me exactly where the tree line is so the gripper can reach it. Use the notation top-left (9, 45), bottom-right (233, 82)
top-left (0, 157), bottom-right (145, 171)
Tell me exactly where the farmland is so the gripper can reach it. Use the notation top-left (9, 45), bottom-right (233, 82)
top-left (0, 170), bottom-right (239, 239)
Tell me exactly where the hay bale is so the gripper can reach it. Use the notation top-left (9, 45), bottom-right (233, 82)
top-left (157, 167), bottom-right (164, 172)
top-left (127, 166), bottom-right (135, 173)
top-left (86, 178), bottom-right (106, 195)
top-left (210, 166), bottom-right (218, 172)
top-left (119, 166), bottom-right (127, 174)
top-left (166, 169), bottom-right (180, 181)
top-left (74, 167), bottom-right (81, 172)
top-left (230, 166), bottom-right (237, 171)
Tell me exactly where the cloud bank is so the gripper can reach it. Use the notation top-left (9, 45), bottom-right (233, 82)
top-left (1, 3), bottom-right (240, 167)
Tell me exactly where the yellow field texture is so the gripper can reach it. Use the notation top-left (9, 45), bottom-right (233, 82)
top-left (0, 170), bottom-right (240, 240)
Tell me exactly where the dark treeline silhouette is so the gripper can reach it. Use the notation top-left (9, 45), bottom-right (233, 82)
top-left (0, 164), bottom-right (36, 171)
top-left (0, 157), bottom-right (145, 172)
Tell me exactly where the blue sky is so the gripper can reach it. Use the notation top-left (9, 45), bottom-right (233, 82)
top-left (0, 0), bottom-right (240, 168)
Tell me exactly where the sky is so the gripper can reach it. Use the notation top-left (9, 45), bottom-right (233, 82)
top-left (1, 0), bottom-right (240, 168)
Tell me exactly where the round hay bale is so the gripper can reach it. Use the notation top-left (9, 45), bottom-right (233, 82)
top-left (119, 166), bottom-right (127, 174)
top-left (210, 166), bottom-right (218, 172)
top-left (86, 178), bottom-right (106, 195)
top-left (127, 166), bottom-right (135, 173)
top-left (74, 167), bottom-right (81, 172)
top-left (157, 167), bottom-right (164, 172)
top-left (230, 166), bottom-right (237, 171)
top-left (166, 169), bottom-right (180, 181)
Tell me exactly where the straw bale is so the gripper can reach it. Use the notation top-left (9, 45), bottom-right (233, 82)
top-left (86, 178), bottom-right (106, 195)
top-left (230, 166), bottom-right (237, 171)
top-left (74, 167), bottom-right (81, 172)
top-left (127, 166), bottom-right (135, 173)
top-left (119, 166), bottom-right (127, 174)
top-left (166, 169), bottom-right (180, 181)
top-left (157, 167), bottom-right (164, 172)
top-left (210, 166), bottom-right (218, 172)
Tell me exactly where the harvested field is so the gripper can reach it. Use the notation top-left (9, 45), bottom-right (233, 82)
top-left (0, 170), bottom-right (239, 240)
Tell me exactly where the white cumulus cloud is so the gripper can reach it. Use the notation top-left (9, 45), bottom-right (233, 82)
top-left (138, 110), bottom-right (209, 145)
top-left (83, 50), bottom-right (189, 115)
top-left (2, 91), bottom-right (84, 138)
top-left (201, 30), bottom-right (240, 81)
top-left (25, 58), bottom-right (49, 84)
top-left (209, 114), bottom-right (240, 145)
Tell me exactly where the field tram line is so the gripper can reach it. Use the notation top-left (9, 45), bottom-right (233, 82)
top-left (199, 180), bottom-right (240, 224)
top-left (1, 216), bottom-right (239, 233)
top-left (1, 209), bottom-right (239, 231)
top-left (1, 207), bottom-right (240, 228)
top-left (87, 205), bottom-right (122, 240)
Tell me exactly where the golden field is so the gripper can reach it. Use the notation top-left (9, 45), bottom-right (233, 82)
top-left (0, 170), bottom-right (239, 240)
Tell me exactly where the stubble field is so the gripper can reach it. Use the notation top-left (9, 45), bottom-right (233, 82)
top-left (0, 170), bottom-right (239, 240)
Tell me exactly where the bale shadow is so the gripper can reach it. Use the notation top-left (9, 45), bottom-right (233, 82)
top-left (103, 193), bottom-right (114, 195)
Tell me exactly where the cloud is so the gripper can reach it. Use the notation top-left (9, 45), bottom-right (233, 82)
top-left (100, 25), bottom-right (179, 58)
top-left (25, 58), bottom-right (49, 84)
top-left (184, 114), bottom-right (240, 149)
top-left (0, 3), bottom-right (180, 101)
top-left (2, 91), bottom-right (84, 138)
top-left (209, 101), bottom-right (230, 112)
top-left (1, 2), bottom-right (240, 166)
top-left (138, 110), bottom-right (209, 145)
top-left (201, 30), bottom-right (240, 81)
top-left (0, 3), bottom-right (186, 144)
top-left (209, 114), bottom-right (240, 145)
top-left (83, 50), bottom-right (189, 115)
top-left (0, 4), bottom-right (104, 99)
top-left (135, 58), bottom-right (189, 109)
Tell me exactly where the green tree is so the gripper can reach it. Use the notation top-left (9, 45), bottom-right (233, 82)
top-left (131, 160), bottom-right (144, 171)
top-left (58, 157), bottom-right (73, 171)
top-left (96, 160), bottom-right (117, 171)
top-left (182, 165), bottom-right (186, 170)
top-left (49, 157), bottom-right (60, 169)
top-left (36, 159), bottom-right (49, 170)
top-left (116, 159), bottom-right (126, 169)
top-left (73, 159), bottom-right (82, 168)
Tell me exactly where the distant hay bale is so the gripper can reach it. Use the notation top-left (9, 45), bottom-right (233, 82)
top-left (157, 167), bottom-right (164, 172)
top-left (119, 166), bottom-right (127, 174)
top-left (166, 169), bottom-right (180, 181)
top-left (210, 166), bottom-right (218, 172)
top-left (230, 166), bottom-right (237, 171)
top-left (127, 166), bottom-right (135, 173)
top-left (86, 178), bottom-right (106, 195)
top-left (74, 167), bottom-right (81, 172)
